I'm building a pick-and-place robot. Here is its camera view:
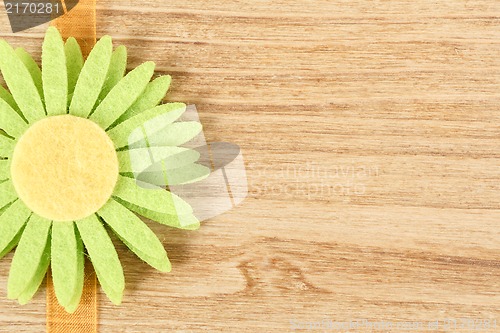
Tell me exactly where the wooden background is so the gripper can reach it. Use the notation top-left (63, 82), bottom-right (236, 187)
top-left (0, 0), bottom-right (499, 332)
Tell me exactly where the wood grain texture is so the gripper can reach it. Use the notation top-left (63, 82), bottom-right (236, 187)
top-left (0, 0), bottom-right (499, 332)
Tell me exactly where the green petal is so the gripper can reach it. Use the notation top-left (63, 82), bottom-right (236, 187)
top-left (69, 36), bottom-right (112, 118)
top-left (51, 222), bottom-right (84, 313)
top-left (117, 147), bottom-right (199, 173)
top-left (0, 200), bottom-right (31, 259)
top-left (15, 48), bottom-right (44, 102)
top-left (127, 121), bottom-right (202, 150)
top-left (142, 122), bottom-right (202, 147)
top-left (112, 175), bottom-right (192, 216)
top-left (0, 180), bottom-right (19, 210)
top-left (42, 27), bottom-right (67, 116)
top-left (107, 103), bottom-right (186, 149)
top-left (0, 135), bottom-right (14, 158)
top-left (134, 163), bottom-right (210, 186)
top-left (0, 40), bottom-right (45, 123)
top-left (117, 75), bottom-right (171, 123)
top-left (17, 241), bottom-right (50, 305)
top-left (89, 61), bottom-right (155, 129)
top-left (0, 98), bottom-right (28, 138)
top-left (0, 159), bottom-right (9, 181)
top-left (0, 226), bottom-right (24, 260)
top-left (76, 214), bottom-right (124, 305)
top-left (0, 179), bottom-right (17, 206)
top-left (0, 200), bottom-right (10, 215)
top-left (7, 214), bottom-right (51, 300)
top-left (0, 85), bottom-right (20, 113)
top-left (114, 197), bottom-right (200, 230)
top-left (65, 37), bottom-right (84, 100)
top-left (62, 244), bottom-right (84, 313)
top-left (98, 199), bottom-right (170, 272)
top-left (163, 122), bottom-right (202, 146)
top-left (96, 45), bottom-right (127, 103)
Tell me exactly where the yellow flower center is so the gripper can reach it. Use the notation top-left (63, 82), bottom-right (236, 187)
top-left (11, 115), bottom-right (119, 221)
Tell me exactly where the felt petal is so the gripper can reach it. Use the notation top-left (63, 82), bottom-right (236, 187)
top-left (112, 175), bottom-right (192, 216)
top-left (0, 180), bottom-right (19, 209)
top-left (135, 163), bottom-right (210, 186)
top-left (7, 214), bottom-right (51, 300)
top-left (0, 200), bottom-right (31, 258)
top-left (145, 122), bottom-right (202, 147)
top-left (0, 223), bottom-right (25, 260)
top-left (0, 159), bottom-right (9, 181)
top-left (0, 134), bottom-right (14, 158)
top-left (89, 61), bottom-right (155, 129)
top-left (69, 36), bottom-right (112, 118)
top-left (0, 40), bottom-right (45, 123)
top-left (0, 98), bottom-right (28, 138)
top-left (117, 147), bottom-right (199, 173)
top-left (0, 85), bottom-right (20, 113)
top-left (117, 75), bottom-right (171, 123)
top-left (51, 222), bottom-right (84, 313)
top-left (107, 103), bottom-right (186, 149)
top-left (62, 244), bottom-right (85, 313)
top-left (65, 37), bottom-right (84, 105)
top-left (98, 199), bottom-right (170, 272)
top-left (42, 27), bottom-right (67, 116)
top-left (76, 214), bottom-right (124, 305)
top-left (15, 48), bottom-right (44, 101)
top-left (0, 200), bottom-right (31, 259)
top-left (17, 241), bottom-right (50, 305)
top-left (97, 45), bottom-right (127, 103)
top-left (0, 202), bottom-right (10, 215)
top-left (114, 197), bottom-right (200, 230)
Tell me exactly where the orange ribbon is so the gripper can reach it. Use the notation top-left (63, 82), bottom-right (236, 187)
top-left (46, 260), bottom-right (97, 333)
top-left (51, 0), bottom-right (97, 58)
top-left (48, 1), bottom-right (97, 332)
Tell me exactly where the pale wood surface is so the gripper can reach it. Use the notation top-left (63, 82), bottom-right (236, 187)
top-left (0, 1), bottom-right (499, 332)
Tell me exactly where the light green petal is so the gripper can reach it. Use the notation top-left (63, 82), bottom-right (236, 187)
top-left (65, 37), bottom-right (84, 106)
top-left (15, 48), bottom-right (44, 102)
top-left (63, 243), bottom-right (84, 313)
top-left (135, 163), bottom-right (210, 186)
top-left (144, 122), bottom-right (202, 147)
top-left (114, 197), bottom-right (200, 230)
top-left (76, 214), bottom-right (124, 305)
top-left (0, 85), bottom-right (20, 114)
top-left (117, 75), bottom-right (171, 123)
top-left (0, 98), bottom-right (28, 138)
top-left (42, 27), bottom-right (67, 116)
top-left (0, 180), bottom-right (19, 209)
top-left (0, 180), bottom-right (17, 207)
top-left (112, 175), bottom-right (192, 216)
top-left (117, 147), bottom-right (199, 173)
top-left (98, 199), bottom-right (170, 272)
top-left (17, 241), bottom-right (50, 305)
top-left (0, 159), bottom-right (9, 181)
top-left (0, 40), bottom-right (45, 123)
top-left (90, 61), bottom-right (154, 129)
top-left (127, 121), bottom-right (202, 150)
top-left (51, 222), bottom-right (84, 313)
top-left (0, 135), bottom-right (14, 158)
top-left (0, 202), bottom-right (10, 215)
top-left (69, 36), bottom-right (112, 118)
top-left (97, 45), bottom-right (127, 103)
top-left (7, 214), bottom-right (51, 300)
top-left (107, 103), bottom-right (186, 149)
top-left (0, 200), bottom-right (32, 259)
top-left (0, 224), bottom-right (25, 260)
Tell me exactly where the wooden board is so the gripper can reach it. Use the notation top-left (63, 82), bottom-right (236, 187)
top-left (0, 0), bottom-right (498, 332)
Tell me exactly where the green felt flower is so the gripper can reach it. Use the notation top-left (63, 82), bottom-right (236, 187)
top-left (0, 27), bottom-right (209, 312)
